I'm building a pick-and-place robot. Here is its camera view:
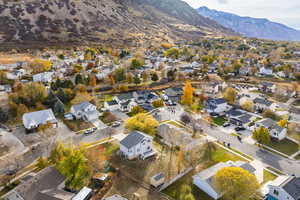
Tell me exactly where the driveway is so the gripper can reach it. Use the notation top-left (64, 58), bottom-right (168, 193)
top-left (91, 119), bottom-right (108, 130)
top-left (111, 110), bottom-right (129, 121)
top-left (196, 118), bottom-right (300, 176)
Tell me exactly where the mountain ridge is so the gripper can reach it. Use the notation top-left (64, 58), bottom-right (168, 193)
top-left (197, 6), bottom-right (300, 42)
top-left (0, 0), bottom-right (234, 47)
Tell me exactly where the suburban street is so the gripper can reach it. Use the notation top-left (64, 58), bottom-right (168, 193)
top-left (196, 118), bottom-right (300, 176)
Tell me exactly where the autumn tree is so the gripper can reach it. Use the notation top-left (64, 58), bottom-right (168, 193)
top-left (252, 127), bottom-right (271, 146)
top-left (151, 72), bottom-right (159, 82)
top-left (133, 75), bottom-right (141, 85)
top-left (223, 87), bottom-right (237, 104)
top-left (213, 167), bottom-right (260, 200)
top-left (142, 71), bottom-right (148, 82)
top-left (130, 105), bottom-right (145, 116)
top-left (181, 80), bottom-right (194, 105)
top-left (119, 84), bottom-right (128, 92)
top-left (278, 119), bottom-right (288, 128)
top-left (71, 92), bottom-right (93, 105)
top-left (241, 100), bottom-right (254, 112)
top-left (56, 144), bottom-right (92, 190)
top-left (73, 64), bottom-right (84, 73)
top-left (125, 113), bottom-right (159, 135)
top-left (30, 59), bottom-right (52, 74)
top-left (89, 75), bottom-right (97, 87)
top-left (152, 99), bottom-right (164, 108)
top-left (126, 72), bottom-right (133, 84)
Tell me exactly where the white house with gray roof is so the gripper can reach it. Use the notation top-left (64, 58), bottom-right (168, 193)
top-left (22, 109), bottom-right (57, 131)
top-left (33, 72), bottom-right (54, 83)
top-left (266, 176), bottom-right (300, 200)
top-left (119, 131), bottom-right (155, 160)
top-left (193, 160), bottom-right (263, 200)
top-left (70, 101), bottom-right (99, 122)
top-left (255, 118), bottom-right (287, 140)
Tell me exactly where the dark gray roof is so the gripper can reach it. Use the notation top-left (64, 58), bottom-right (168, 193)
top-left (258, 118), bottom-right (284, 133)
top-left (282, 177), bottom-right (300, 200)
top-left (254, 98), bottom-right (272, 106)
top-left (117, 93), bottom-right (134, 101)
top-left (165, 87), bottom-right (182, 97)
top-left (7, 167), bottom-right (67, 200)
top-left (227, 109), bottom-right (243, 117)
top-left (107, 100), bottom-right (118, 106)
top-left (261, 82), bottom-right (274, 87)
top-left (238, 114), bottom-right (252, 124)
top-left (120, 131), bottom-right (149, 149)
top-left (72, 101), bottom-right (93, 112)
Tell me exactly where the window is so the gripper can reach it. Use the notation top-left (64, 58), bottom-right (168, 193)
top-left (273, 189), bottom-right (279, 196)
top-left (137, 149), bottom-right (140, 152)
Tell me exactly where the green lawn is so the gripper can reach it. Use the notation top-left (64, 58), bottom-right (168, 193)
top-left (213, 116), bottom-right (227, 126)
top-left (162, 144), bottom-right (245, 200)
top-left (295, 154), bottom-right (300, 160)
top-left (263, 170), bottom-right (277, 184)
top-left (265, 138), bottom-right (299, 156)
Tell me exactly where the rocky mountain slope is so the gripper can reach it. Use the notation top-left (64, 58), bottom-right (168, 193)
top-left (198, 6), bottom-right (300, 42)
top-left (0, 0), bottom-right (233, 46)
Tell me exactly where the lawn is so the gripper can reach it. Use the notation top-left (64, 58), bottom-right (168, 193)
top-left (63, 119), bottom-right (94, 133)
top-left (162, 144), bottom-right (245, 200)
top-left (263, 170), bottom-right (277, 184)
top-left (213, 116), bottom-right (227, 126)
top-left (295, 154), bottom-right (300, 160)
top-left (265, 138), bottom-right (299, 156)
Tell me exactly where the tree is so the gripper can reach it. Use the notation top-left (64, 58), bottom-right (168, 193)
top-left (252, 127), bottom-right (271, 146)
top-left (181, 80), bottom-right (194, 105)
top-left (241, 100), bottom-right (254, 112)
top-left (142, 71), bottom-right (148, 82)
top-left (56, 144), bottom-right (92, 190)
top-left (152, 99), bottom-right (164, 108)
top-left (75, 74), bottom-right (84, 85)
top-left (17, 104), bottom-right (29, 119)
top-left (30, 59), bottom-right (52, 74)
top-left (151, 72), bottom-right (159, 82)
top-left (73, 64), bottom-right (83, 73)
top-left (126, 72), bottom-right (133, 84)
top-left (36, 157), bottom-right (49, 170)
top-left (213, 167), bottom-right (260, 200)
top-left (114, 67), bottom-right (126, 82)
top-left (278, 119), bottom-right (288, 128)
top-left (125, 113), bottom-right (159, 135)
top-left (0, 71), bottom-right (8, 84)
top-left (89, 75), bottom-right (97, 87)
top-left (180, 113), bottom-right (192, 125)
top-left (119, 84), bottom-right (128, 92)
top-left (133, 75), bottom-right (141, 85)
top-left (223, 87), bottom-right (237, 104)
top-left (0, 108), bottom-right (8, 123)
top-left (130, 105), bottom-right (145, 116)
top-left (131, 58), bottom-right (144, 69)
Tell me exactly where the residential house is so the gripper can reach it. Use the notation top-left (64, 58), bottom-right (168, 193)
top-left (0, 84), bottom-right (12, 93)
top-left (3, 166), bottom-right (75, 200)
top-left (193, 160), bottom-right (263, 200)
top-left (260, 82), bottom-right (276, 93)
top-left (266, 176), bottom-right (300, 200)
top-left (133, 91), bottom-right (159, 104)
top-left (206, 98), bottom-right (230, 114)
top-left (255, 118), bottom-right (287, 140)
top-left (259, 67), bottom-right (273, 76)
top-left (7, 69), bottom-right (27, 80)
top-left (22, 109), bottom-right (58, 132)
top-left (164, 87), bottom-right (183, 103)
top-left (70, 101), bottom-right (100, 122)
top-left (239, 66), bottom-right (251, 76)
top-left (254, 97), bottom-right (273, 112)
top-left (113, 92), bottom-right (137, 112)
top-left (104, 100), bottom-right (119, 112)
top-left (33, 72), bottom-right (54, 83)
top-left (120, 131), bottom-right (155, 160)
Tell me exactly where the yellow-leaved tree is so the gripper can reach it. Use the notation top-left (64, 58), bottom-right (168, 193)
top-left (213, 167), bottom-right (260, 200)
top-left (125, 113), bottom-right (159, 135)
top-left (30, 59), bottom-right (52, 74)
top-left (223, 87), bottom-right (237, 104)
top-left (181, 80), bottom-right (194, 105)
top-left (277, 119), bottom-right (288, 128)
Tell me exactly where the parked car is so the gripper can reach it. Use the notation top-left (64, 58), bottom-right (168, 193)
top-left (223, 122), bottom-right (230, 127)
top-left (84, 127), bottom-right (97, 135)
top-left (111, 121), bottom-right (121, 128)
top-left (235, 126), bottom-right (246, 131)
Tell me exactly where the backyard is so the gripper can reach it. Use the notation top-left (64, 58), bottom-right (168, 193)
top-left (162, 143), bottom-right (246, 200)
top-left (63, 119), bottom-right (94, 133)
top-left (265, 138), bottom-right (299, 156)
top-left (212, 116), bottom-right (227, 126)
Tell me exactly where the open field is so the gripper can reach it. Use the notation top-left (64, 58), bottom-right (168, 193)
top-left (0, 53), bottom-right (34, 64)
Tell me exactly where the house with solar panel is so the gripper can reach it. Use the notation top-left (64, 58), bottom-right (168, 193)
top-left (119, 131), bottom-right (156, 160)
top-left (266, 176), bottom-right (300, 200)
top-left (192, 160), bottom-right (263, 200)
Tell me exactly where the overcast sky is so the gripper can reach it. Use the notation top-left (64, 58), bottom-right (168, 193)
top-left (183, 0), bottom-right (300, 30)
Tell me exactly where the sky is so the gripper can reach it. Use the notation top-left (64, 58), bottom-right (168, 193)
top-left (182, 0), bottom-right (300, 30)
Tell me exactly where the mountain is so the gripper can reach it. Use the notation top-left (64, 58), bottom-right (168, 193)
top-left (0, 0), bottom-right (233, 47)
top-left (197, 6), bottom-right (300, 42)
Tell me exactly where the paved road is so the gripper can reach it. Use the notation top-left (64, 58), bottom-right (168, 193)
top-left (197, 119), bottom-right (300, 176)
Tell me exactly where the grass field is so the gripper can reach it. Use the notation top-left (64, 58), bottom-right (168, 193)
top-left (213, 116), bottom-right (227, 126)
top-left (263, 170), bottom-right (277, 184)
top-left (266, 138), bottom-right (299, 156)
